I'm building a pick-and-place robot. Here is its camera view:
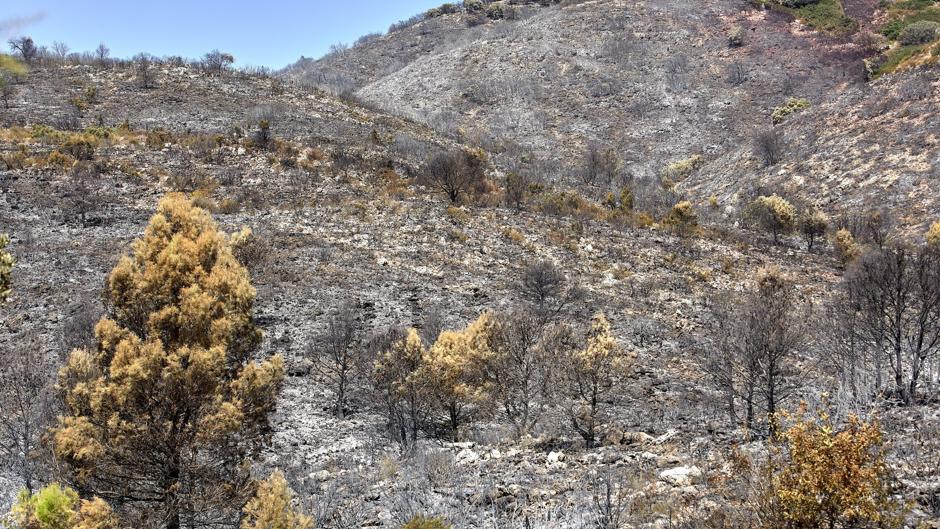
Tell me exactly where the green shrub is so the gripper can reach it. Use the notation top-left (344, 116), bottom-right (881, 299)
top-left (746, 195), bottom-right (796, 243)
top-left (59, 134), bottom-right (98, 160)
top-left (881, 8), bottom-right (940, 40)
top-left (11, 483), bottom-right (117, 529)
top-left (661, 155), bottom-right (704, 186)
top-left (427, 3), bottom-right (461, 17)
top-left (728, 26), bottom-right (746, 47)
top-left (772, 98), bottom-right (811, 124)
top-left (890, 0), bottom-right (937, 11)
top-left (778, 0), bottom-right (819, 6)
top-left (19, 484), bottom-right (78, 529)
top-left (84, 126), bottom-right (113, 139)
top-left (486, 3), bottom-right (505, 19)
top-left (663, 200), bottom-right (698, 234)
top-left (30, 124), bottom-right (66, 142)
top-left (769, 0), bottom-right (858, 35)
top-left (400, 516), bottom-right (451, 529)
top-left (898, 19), bottom-right (940, 44)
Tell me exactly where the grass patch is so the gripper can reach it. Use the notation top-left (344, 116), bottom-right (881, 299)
top-left (889, 0), bottom-right (938, 11)
top-left (881, 6), bottom-right (940, 39)
top-left (790, 0), bottom-right (858, 34)
top-left (661, 155), bottom-right (704, 187)
top-left (759, 0), bottom-right (859, 35)
top-left (874, 44), bottom-right (926, 75)
top-left (0, 55), bottom-right (27, 77)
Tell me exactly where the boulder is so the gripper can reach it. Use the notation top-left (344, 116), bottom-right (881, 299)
top-left (659, 465), bottom-right (703, 486)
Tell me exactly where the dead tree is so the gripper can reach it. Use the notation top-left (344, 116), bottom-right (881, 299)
top-left (1, 78), bottom-right (14, 109)
top-left (202, 49), bottom-right (234, 76)
top-left (8, 37), bottom-right (37, 64)
top-left (65, 161), bottom-right (99, 227)
top-left (846, 244), bottom-right (940, 404)
top-left (819, 296), bottom-right (880, 408)
top-left (581, 144), bottom-right (621, 186)
top-left (310, 302), bottom-right (363, 419)
top-left (587, 466), bottom-right (632, 529)
top-left (752, 128), bottom-right (786, 167)
top-left (484, 310), bottom-right (564, 437)
top-left (519, 260), bottom-right (584, 324)
top-left (0, 330), bottom-right (54, 493)
top-left (704, 267), bottom-right (804, 436)
top-left (422, 149), bottom-right (486, 204)
top-left (94, 43), bottom-right (110, 66)
top-left (134, 53), bottom-right (155, 89)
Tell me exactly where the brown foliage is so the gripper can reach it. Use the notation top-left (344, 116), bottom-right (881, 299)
top-left (52, 194), bottom-right (284, 529)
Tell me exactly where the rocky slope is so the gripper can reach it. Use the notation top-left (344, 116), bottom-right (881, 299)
top-left (286, 0), bottom-right (940, 229)
top-left (1, 61), bottom-right (939, 526)
top-left (684, 67), bottom-right (940, 233)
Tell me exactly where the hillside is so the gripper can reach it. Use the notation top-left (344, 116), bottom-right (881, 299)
top-left (685, 67), bottom-right (940, 233)
top-left (1, 2), bottom-right (940, 529)
top-left (287, 0), bottom-right (940, 228)
top-left (1, 57), bottom-right (938, 527)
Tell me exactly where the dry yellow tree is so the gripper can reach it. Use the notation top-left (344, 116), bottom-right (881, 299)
top-left (52, 193), bottom-right (284, 529)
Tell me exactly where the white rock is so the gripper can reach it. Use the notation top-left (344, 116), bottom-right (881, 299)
top-left (456, 448), bottom-right (479, 465)
top-left (546, 451), bottom-right (567, 469)
top-left (308, 469), bottom-right (332, 482)
top-left (659, 465), bottom-right (702, 486)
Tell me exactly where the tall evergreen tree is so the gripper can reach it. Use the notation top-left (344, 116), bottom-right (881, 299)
top-left (53, 194), bottom-right (284, 529)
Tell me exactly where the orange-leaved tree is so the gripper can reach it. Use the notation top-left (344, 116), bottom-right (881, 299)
top-left (0, 233), bottom-right (13, 302)
top-left (566, 313), bottom-right (633, 448)
top-left (241, 471), bottom-right (312, 529)
top-left (52, 193), bottom-right (284, 529)
top-left (763, 406), bottom-right (905, 529)
top-left (422, 312), bottom-right (495, 440)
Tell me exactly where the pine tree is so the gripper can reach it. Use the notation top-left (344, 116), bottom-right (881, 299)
top-left (422, 313), bottom-right (494, 440)
top-left (374, 329), bottom-right (433, 450)
top-left (747, 195), bottom-right (796, 244)
top-left (241, 471), bottom-right (312, 529)
top-left (52, 193), bottom-right (284, 529)
top-left (763, 408), bottom-right (904, 529)
top-left (566, 313), bottom-right (633, 448)
top-left (11, 483), bottom-right (117, 529)
top-left (0, 234), bottom-right (12, 302)
top-left (834, 228), bottom-right (861, 266)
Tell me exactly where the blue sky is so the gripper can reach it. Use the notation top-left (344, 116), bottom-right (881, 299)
top-left (1, 1), bottom-right (445, 68)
